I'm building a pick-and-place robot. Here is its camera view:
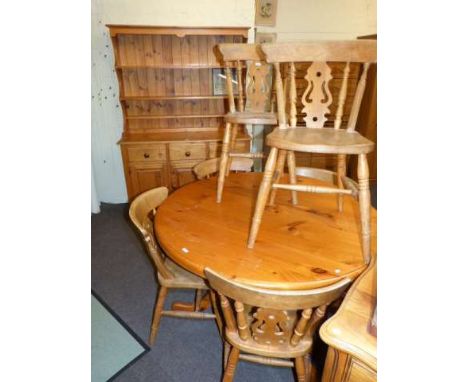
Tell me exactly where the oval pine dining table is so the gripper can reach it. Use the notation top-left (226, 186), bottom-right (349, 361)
top-left (155, 172), bottom-right (376, 290)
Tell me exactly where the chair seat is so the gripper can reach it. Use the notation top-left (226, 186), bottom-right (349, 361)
top-left (158, 258), bottom-right (209, 289)
top-left (226, 329), bottom-right (312, 359)
top-left (266, 127), bottom-right (374, 154)
top-left (225, 111), bottom-right (277, 125)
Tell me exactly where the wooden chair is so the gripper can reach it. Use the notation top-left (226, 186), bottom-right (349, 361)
top-left (247, 41), bottom-right (377, 264)
top-left (193, 157), bottom-right (253, 180)
top-left (216, 43), bottom-right (277, 203)
top-left (129, 187), bottom-right (222, 345)
top-left (205, 268), bottom-right (351, 382)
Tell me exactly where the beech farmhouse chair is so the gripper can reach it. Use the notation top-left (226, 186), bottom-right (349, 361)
top-left (205, 268), bottom-right (351, 382)
top-left (216, 43), bottom-right (277, 202)
top-left (129, 187), bottom-right (222, 345)
top-left (193, 157), bottom-right (253, 180)
top-left (247, 41), bottom-right (377, 264)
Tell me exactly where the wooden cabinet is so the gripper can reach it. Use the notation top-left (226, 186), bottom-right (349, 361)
top-left (108, 25), bottom-right (251, 200)
top-left (320, 259), bottom-right (377, 381)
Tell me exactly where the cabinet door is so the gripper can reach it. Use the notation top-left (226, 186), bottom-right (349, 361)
top-left (322, 348), bottom-right (376, 382)
top-left (128, 162), bottom-right (168, 200)
top-left (170, 159), bottom-right (201, 189)
top-left (172, 167), bottom-right (196, 189)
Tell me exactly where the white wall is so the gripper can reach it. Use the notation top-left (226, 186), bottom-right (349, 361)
top-left (91, 0), bottom-right (376, 204)
top-left (257, 0), bottom-right (376, 40)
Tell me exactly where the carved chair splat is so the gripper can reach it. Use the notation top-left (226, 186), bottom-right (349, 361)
top-left (247, 41), bottom-right (376, 265)
top-left (129, 187), bottom-right (221, 346)
top-left (216, 43), bottom-right (277, 203)
top-left (205, 267), bottom-right (351, 382)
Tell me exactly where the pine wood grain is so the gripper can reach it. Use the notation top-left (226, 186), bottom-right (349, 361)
top-left (155, 172), bottom-right (376, 290)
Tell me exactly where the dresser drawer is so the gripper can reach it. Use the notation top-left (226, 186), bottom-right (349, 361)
top-left (169, 143), bottom-right (207, 161)
top-left (127, 145), bottom-right (166, 162)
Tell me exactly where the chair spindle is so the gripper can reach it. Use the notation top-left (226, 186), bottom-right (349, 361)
top-left (291, 308), bottom-right (312, 346)
top-left (289, 62), bottom-right (297, 127)
top-left (306, 304), bottom-right (328, 336)
top-left (236, 60), bottom-right (244, 112)
top-left (225, 66), bottom-right (236, 113)
top-left (334, 62), bottom-right (350, 130)
top-left (234, 301), bottom-right (250, 340)
top-left (347, 62), bottom-right (370, 132)
top-left (274, 62), bottom-right (287, 128)
top-left (220, 294), bottom-right (237, 332)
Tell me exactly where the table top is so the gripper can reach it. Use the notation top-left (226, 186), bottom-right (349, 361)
top-left (155, 172), bottom-right (376, 290)
top-left (320, 257), bottom-right (377, 371)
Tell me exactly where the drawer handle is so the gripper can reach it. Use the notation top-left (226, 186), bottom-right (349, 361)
top-left (144, 153), bottom-right (150, 158)
top-left (185, 151), bottom-right (191, 157)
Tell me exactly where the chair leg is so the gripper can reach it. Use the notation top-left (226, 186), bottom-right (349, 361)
top-left (303, 354), bottom-right (311, 381)
top-left (287, 151), bottom-right (298, 205)
top-left (295, 356), bottom-right (306, 382)
top-left (209, 290), bottom-right (224, 337)
top-left (247, 147), bottom-right (278, 248)
top-left (217, 122), bottom-right (233, 203)
top-left (268, 149), bottom-right (287, 206)
top-left (304, 353), bottom-right (318, 382)
top-left (358, 154), bottom-right (371, 264)
top-left (223, 346), bottom-right (240, 382)
top-left (195, 289), bottom-right (203, 311)
top-left (223, 341), bottom-right (232, 370)
top-left (337, 154), bottom-right (346, 212)
top-left (226, 124), bottom-right (239, 177)
top-left (149, 286), bottom-right (168, 346)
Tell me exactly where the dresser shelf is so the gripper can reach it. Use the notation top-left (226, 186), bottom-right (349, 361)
top-left (116, 64), bottom-right (228, 70)
top-left (126, 114), bottom-right (224, 120)
top-left (121, 95), bottom-right (235, 101)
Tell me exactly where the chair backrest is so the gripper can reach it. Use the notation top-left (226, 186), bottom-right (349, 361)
top-left (193, 157), bottom-right (253, 180)
top-left (129, 187), bottom-right (173, 279)
top-left (205, 268), bottom-right (351, 347)
top-left (261, 40), bottom-right (376, 130)
top-left (217, 43), bottom-right (274, 114)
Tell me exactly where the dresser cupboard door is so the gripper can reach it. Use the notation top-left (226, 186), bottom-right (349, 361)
top-left (322, 348), bottom-right (376, 382)
top-left (172, 168), bottom-right (196, 188)
top-left (128, 162), bottom-right (168, 199)
top-left (170, 159), bottom-right (199, 188)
